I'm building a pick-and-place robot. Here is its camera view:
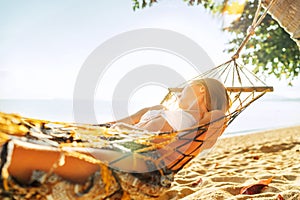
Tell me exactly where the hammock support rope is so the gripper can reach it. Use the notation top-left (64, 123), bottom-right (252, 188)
top-left (232, 0), bottom-right (277, 59)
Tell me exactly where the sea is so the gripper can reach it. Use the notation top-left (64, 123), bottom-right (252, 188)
top-left (1, 97), bottom-right (300, 137)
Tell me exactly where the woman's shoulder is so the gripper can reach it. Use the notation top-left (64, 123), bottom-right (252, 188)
top-left (207, 110), bottom-right (225, 118)
top-left (200, 110), bottom-right (225, 125)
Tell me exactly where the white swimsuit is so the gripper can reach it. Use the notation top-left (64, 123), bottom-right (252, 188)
top-left (136, 109), bottom-right (197, 131)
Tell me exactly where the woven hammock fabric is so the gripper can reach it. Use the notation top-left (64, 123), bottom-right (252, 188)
top-left (0, 111), bottom-right (224, 199)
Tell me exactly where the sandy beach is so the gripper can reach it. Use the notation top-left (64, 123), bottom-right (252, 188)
top-left (159, 126), bottom-right (300, 200)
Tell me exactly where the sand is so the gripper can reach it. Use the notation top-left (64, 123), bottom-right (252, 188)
top-left (159, 126), bottom-right (300, 200)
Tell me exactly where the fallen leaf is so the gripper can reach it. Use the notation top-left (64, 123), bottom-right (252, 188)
top-left (240, 177), bottom-right (273, 195)
top-left (252, 155), bottom-right (260, 160)
top-left (214, 162), bottom-right (219, 168)
top-left (259, 177), bottom-right (273, 185)
top-left (277, 194), bottom-right (284, 200)
top-left (191, 178), bottom-right (203, 187)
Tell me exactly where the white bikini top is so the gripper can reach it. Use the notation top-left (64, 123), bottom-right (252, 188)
top-left (136, 109), bottom-right (197, 131)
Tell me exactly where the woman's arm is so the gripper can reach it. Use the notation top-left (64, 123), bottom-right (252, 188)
top-left (136, 116), bottom-right (172, 132)
top-left (112, 104), bottom-right (165, 125)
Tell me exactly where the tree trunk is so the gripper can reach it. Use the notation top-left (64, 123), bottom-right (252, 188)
top-left (262, 0), bottom-right (300, 50)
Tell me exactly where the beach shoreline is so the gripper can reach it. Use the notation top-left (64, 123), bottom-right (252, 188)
top-left (159, 125), bottom-right (300, 200)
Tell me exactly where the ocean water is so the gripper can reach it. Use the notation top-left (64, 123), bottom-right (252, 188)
top-left (1, 97), bottom-right (300, 137)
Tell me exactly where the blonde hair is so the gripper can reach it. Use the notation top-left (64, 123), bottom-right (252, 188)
top-left (191, 78), bottom-right (230, 112)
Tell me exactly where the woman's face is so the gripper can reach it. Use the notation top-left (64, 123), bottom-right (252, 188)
top-left (178, 84), bottom-right (205, 110)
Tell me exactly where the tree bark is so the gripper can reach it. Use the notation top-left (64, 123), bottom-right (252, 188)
top-left (262, 0), bottom-right (300, 50)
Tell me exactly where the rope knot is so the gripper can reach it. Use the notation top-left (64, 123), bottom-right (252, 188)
top-left (247, 25), bottom-right (256, 36)
top-left (231, 54), bottom-right (239, 60)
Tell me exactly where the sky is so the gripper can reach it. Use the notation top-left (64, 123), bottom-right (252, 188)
top-left (0, 0), bottom-right (299, 103)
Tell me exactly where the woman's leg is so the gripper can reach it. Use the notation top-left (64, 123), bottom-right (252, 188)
top-left (7, 142), bottom-right (99, 184)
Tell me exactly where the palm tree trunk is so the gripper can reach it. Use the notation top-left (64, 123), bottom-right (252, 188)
top-left (262, 0), bottom-right (300, 50)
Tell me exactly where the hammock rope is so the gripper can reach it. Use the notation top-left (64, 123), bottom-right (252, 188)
top-left (0, 0), bottom-right (276, 196)
top-left (232, 0), bottom-right (277, 59)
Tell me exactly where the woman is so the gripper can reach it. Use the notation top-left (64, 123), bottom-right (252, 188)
top-left (112, 78), bottom-right (230, 132)
top-left (104, 78), bottom-right (230, 172)
top-left (5, 78), bottom-right (230, 184)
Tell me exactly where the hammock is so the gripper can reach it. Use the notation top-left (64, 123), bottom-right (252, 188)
top-left (0, 1), bottom-right (275, 199)
top-left (0, 60), bottom-right (273, 199)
